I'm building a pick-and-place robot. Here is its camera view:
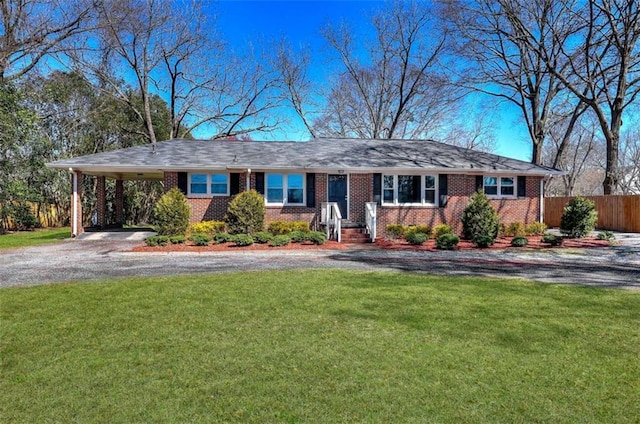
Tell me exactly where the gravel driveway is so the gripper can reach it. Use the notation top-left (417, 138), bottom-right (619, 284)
top-left (1, 239), bottom-right (639, 290)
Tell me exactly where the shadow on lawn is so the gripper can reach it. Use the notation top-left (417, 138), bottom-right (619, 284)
top-left (326, 249), bottom-right (640, 290)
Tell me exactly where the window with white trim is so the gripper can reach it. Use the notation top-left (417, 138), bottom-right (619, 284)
top-left (382, 174), bottom-right (438, 206)
top-left (188, 173), bottom-right (229, 196)
top-left (266, 173), bottom-right (305, 205)
top-left (484, 176), bottom-right (515, 197)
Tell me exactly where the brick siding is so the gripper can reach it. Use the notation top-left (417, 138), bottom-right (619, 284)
top-left (164, 171), bottom-right (542, 236)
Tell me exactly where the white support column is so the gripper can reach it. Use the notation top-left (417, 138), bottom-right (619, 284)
top-left (71, 170), bottom-right (78, 236)
top-left (540, 178), bottom-right (545, 223)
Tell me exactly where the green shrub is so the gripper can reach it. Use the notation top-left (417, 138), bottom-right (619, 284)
top-left (524, 222), bottom-right (547, 236)
top-left (232, 234), bottom-right (254, 246)
top-left (189, 221), bottom-right (226, 236)
top-left (462, 191), bottom-right (499, 241)
top-left (596, 230), bottom-right (615, 242)
top-left (432, 224), bottom-right (453, 239)
top-left (560, 197), bottom-right (597, 238)
top-left (169, 235), bottom-right (186, 244)
top-left (253, 231), bottom-right (273, 244)
top-left (269, 235), bottom-right (291, 247)
top-left (290, 221), bottom-right (311, 233)
top-left (511, 236), bottom-right (529, 247)
top-left (225, 190), bottom-right (265, 235)
top-left (307, 231), bottom-right (327, 245)
top-left (472, 235), bottom-right (494, 248)
top-left (289, 230), bottom-right (308, 243)
top-left (190, 233), bottom-right (212, 246)
top-left (436, 233), bottom-right (459, 250)
top-left (386, 224), bottom-right (407, 239)
top-left (152, 188), bottom-right (190, 237)
top-left (541, 234), bottom-right (563, 246)
top-left (267, 220), bottom-right (310, 235)
top-left (11, 203), bottom-right (38, 230)
top-left (267, 221), bottom-right (291, 235)
top-left (405, 225), bottom-right (430, 242)
top-left (406, 232), bottom-right (428, 245)
top-left (503, 222), bottom-right (525, 237)
top-left (145, 235), bottom-right (170, 247)
top-left (144, 236), bottom-right (159, 247)
top-left (214, 232), bottom-right (232, 244)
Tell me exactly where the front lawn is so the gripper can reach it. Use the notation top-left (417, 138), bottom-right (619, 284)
top-left (0, 227), bottom-right (69, 250)
top-left (2, 270), bottom-right (638, 422)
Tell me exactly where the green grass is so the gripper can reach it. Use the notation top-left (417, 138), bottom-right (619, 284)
top-left (2, 270), bottom-right (638, 423)
top-left (0, 227), bottom-right (69, 249)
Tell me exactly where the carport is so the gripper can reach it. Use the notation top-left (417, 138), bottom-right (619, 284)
top-left (58, 167), bottom-right (162, 237)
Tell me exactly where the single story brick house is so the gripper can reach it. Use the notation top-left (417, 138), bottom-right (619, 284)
top-left (47, 137), bottom-right (561, 241)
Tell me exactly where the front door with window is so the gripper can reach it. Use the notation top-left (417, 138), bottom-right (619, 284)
top-left (328, 174), bottom-right (348, 219)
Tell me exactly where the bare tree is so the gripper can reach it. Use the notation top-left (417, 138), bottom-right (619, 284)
top-left (544, 113), bottom-right (602, 196)
top-left (618, 129), bottom-right (640, 194)
top-left (445, 0), bottom-right (582, 164)
top-left (273, 39), bottom-right (317, 138)
top-left (525, 0), bottom-right (640, 194)
top-left (440, 104), bottom-right (498, 152)
top-left (316, 0), bottom-right (458, 140)
top-left (0, 0), bottom-right (92, 82)
top-left (66, 0), bottom-right (282, 145)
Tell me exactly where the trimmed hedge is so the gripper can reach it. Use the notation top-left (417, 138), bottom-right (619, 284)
top-left (525, 222), bottom-right (547, 236)
top-left (436, 233), bottom-right (459, 250)
top-left (307, 231), bottom-right (327, 245)
top-left (189, 233), bottom-right (211, 246)
top-left (472, 235), bottom-right (494, 248)
top-left (189, 221), bottom-right (226, 236)
top-left (269, 235), bottom-right (291, 247)
top-left (406, 232), bottom-right (428, 245)
top-left (232, 234), bottom-right (254, 246)
top-left (432, 224), bottom-right (453, 239)
top-left (267, 220), bottom-right (310, 235)
top-left (253, 232), bottom-right (273, 244)
top-left (511, 236), bottom-right (529, 247)
top-left (386, 224), bottom-right (406, 239)
top-left (541, 234), bottom-right (563, 246)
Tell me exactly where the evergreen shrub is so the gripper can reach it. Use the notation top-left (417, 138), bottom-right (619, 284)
top-left (152, 188), bottom-right (190, 237)
top-left (560, 197), bottom-right (597, 238)
top-left (462, 191), bottom-right (499, 242)
top-left (436, 233), bottom-right (459, 250)
top-left (225, 190), bottom-right (265, 235)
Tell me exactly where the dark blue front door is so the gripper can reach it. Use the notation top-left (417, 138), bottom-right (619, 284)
top-left (328, 174), bottom-right (348, 219)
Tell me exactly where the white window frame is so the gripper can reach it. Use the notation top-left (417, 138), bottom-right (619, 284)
top-left (381, 174), bottom-right (439, 206)
top-left (483, 176), bottom-right (517, 198)
top-left (265, 173), bottom-right (305, 206)
top-left (187, 172), bottom-right (230, 196)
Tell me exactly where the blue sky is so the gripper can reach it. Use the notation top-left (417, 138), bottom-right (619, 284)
top-left (211, 1), bottom-right (531, 161)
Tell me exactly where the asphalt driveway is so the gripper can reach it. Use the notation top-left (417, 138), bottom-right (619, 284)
top-left (1, 238), bottom-right (639, 290)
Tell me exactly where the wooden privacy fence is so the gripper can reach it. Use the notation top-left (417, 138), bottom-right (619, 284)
top-left (544, 195), bottom-right (640, 232)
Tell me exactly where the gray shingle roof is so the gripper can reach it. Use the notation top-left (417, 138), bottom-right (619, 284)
top-left (47, 137), bottom-right (562, 176)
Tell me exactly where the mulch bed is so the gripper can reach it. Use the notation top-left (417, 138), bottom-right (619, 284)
top-left (132, 240), bottom-right (351, 252)
top-left (376, 236), bottom-right (611, 251)
top-left (133, 236), bottom-right (611, 252)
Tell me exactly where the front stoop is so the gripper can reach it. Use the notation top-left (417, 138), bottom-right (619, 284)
top-left (341, 225), bottom-right (371, 244)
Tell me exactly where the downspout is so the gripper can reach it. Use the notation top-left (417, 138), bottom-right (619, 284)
top-left (70, 168), bottom-right (78, 237)
top-left (246, 168), bottom-right (251, 191)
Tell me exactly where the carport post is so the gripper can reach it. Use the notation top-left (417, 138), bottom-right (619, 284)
top-left (115, 179), bottom-right (124, 226)
top-left (70, 169), bottom-right (83, 237)
top-left (96, 176), bottom-right (107, 227)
